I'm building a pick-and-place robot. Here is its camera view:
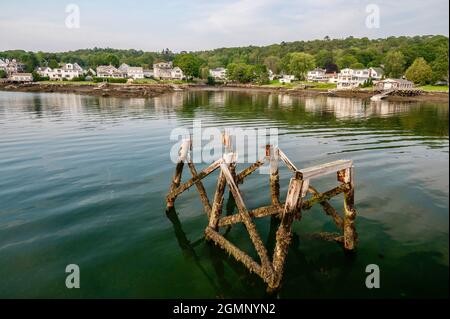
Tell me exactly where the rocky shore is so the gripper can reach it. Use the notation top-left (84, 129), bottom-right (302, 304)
top-left (0, 82), bottom-right (448, 103)
top-left (0, 82), bottom-right (175, 98)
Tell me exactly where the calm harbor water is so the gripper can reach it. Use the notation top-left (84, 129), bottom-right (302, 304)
top-left (0, 90), bottom-right (448, 298)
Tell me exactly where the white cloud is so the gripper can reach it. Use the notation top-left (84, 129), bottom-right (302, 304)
top-left (0, 0), bottom-right (447, 51)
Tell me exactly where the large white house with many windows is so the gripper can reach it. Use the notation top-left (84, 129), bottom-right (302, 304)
top-left (153, 62), bottom-right (184, 80)
top-left (337, 67), bottom-right (383, 89)
top-left (118, 63), bottom-right (144, 79)
top-left (307, 68), bottom-right (328, 82)
top-left (0, 59), bottom-right (26, 75)
top-left (37, 63), bottom-right (83, 80)
top-left (96, 65), bottom-right (126, 78)
top-left (209, 67), bottom-right (227, 80)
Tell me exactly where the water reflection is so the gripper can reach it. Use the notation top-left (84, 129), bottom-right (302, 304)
top-left (0, 90), bottom-right (447, 298)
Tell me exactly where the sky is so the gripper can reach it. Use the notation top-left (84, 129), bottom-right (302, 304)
top-left (0, 0), bottom-right (448, 52)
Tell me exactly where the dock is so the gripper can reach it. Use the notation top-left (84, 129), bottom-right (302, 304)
top-left (165, 133), bottom-right (358, 291)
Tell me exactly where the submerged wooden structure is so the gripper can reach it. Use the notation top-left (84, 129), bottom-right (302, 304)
top-left (166, 134), bottom-right (357, 290)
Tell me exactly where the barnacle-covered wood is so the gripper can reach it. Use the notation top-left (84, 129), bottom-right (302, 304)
top-left (205, 227), bottom-right (266, 281)
top-left (166, 161), bottom-right (184, 209)
top-left (307, 185), bottom-right (345, 230)
top-left (218, 184), bottom-right (349, 227)
top-left (187, 161), bottom-right (212, 217)
top-left (269, 146), bottom-right (281, 206)
top-left (343, 167), bottom-right (357, 250)
top-left (166, 158), bottom-right (222, 201)
top-left (270, 177), bottom-right (304, 289)
top-left (221, 163), bottom-right (274, 277)
top-left (218, 204), bottom-right (283, 227)
top-left (208, 168), bottom-right (228, 229)
top-left (236, 159), bottom-right (265, 184)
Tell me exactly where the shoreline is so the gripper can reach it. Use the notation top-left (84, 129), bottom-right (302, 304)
top-left (0, 82), bottom-right (448, 103)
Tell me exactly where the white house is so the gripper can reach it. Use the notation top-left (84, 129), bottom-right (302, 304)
top-left (118, 63), bottom-right (144, 79)
top-left (171, 67), bottom-right (184, 80)
top-left (96, 65), bottom-right (126, 78)
top-left (9, 73), bottom-right (33, 82)
top-left (375, 78), bottom-right (414, 91)
top-left (153, 62), bottom-right (184, 80)
top-left (209, 67), bottom-right (227, 80)
top-left (0, 58), bottom-right (7, 70)
top-left (307, 68), bottom-right (327, 82)
top-left (127, 67), bottom-right (144, 79)
top-left (337, 67), bottom-right (383, 90)
top-left (279, 74), bottom-right (295, 84)
top-left (326, 72), bottom-right (339, 84)
top-left (37, 63), bottom-right (83, 81)
top-left (143, 69), bottom-right (154, 78)
top-left (0, 59), bottom-right (26, 75)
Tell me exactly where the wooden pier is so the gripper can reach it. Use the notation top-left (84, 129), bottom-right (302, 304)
top-left (166, 134), bottom-right (358, 291)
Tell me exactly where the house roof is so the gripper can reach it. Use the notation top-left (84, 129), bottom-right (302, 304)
top-left (371, 67), bottom-right (384, 74)
top-left (127, 66), bottom-right (143, 71)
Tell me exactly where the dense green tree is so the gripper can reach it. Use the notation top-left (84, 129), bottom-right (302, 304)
top-left (287, 52), bottom-right (315, 80)
top-left (200, 66), bottom-right (210, 80)
top-left (0, 69), bottom-right (6, 78)
top-left (315, 50), bottom-right (334, 68)
top-left (253, 64), bottom-right (270, 85)
top-left (431, 47), bottom-right (449, 82)
top-left (263, 56), bottom-right (281, 74)
top-left (405, 57), bottom-right (433, 85)
top-left (336, 54), bottom-right (358, 69)
top-left (384, 50), bottom-right (406, 77)
top-left (173, 53), bottom-right (204, 78)
top-left (49, 59), bottom-right (59, 68)
top-left (226, 63), bottom-right (254, 83)
top-left (350, 62), bottom-right (365, 69)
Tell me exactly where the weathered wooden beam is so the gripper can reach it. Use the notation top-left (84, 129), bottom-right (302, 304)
top-left (268, 145), bottom-right (281, 206)
top-left (303, 184), bottom-right (349, 209)
top-left (208, 164), bottom-right (229, 229)
top-left (218, 204), bottom-right (283, 227)
top-left (166, 139), bottom-right (191, 209)
top-left (220, 163), bottom-right (274, 279)
top-left (187, 161), bottom-right (212, 217)
top-left (299, 159), bottom-right (353, 179)
top-left (342, 166), bottom-right (357, 250)
top-left (278, 148), bottom-right (298, 172)
top-left (308, 185), bottom-right (345, 230)
top-left (235, 159), bottom-right (266, 184)
top-left (205, 227), bottom-right (265, 280)
top-left (217, 184), bottom-right (349, 227)
top-left (166, 158), bottom-right (222, 202)
top-left (270, 177), bottom-right (306, 290)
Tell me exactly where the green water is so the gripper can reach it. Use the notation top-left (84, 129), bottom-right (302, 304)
top-left (0, 90), bottom-right (448, 298)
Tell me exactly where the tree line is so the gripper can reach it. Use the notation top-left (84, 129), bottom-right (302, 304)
top-left (0, 35), bottom-right (448, 85)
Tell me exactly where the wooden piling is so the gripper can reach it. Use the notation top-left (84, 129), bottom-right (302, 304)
top-left (270, 177), bottom-right (306, 289)
top-left (268, 145), bottom-right (280, 206)
top-left (341, 167), bottom-right (357, 250)
top-left (166, 139), bottom-right (190, 209)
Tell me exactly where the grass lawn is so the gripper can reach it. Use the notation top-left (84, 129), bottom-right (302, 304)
top-left (263, 80), bottom-right (296, 88)
top-left (263, 80), bottom-right (337, 90)
top-left (418, 85), bottom-right (449, 92)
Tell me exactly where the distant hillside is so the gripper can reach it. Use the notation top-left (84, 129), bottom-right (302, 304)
top-left (1, 35), bottom-right (448, 81)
